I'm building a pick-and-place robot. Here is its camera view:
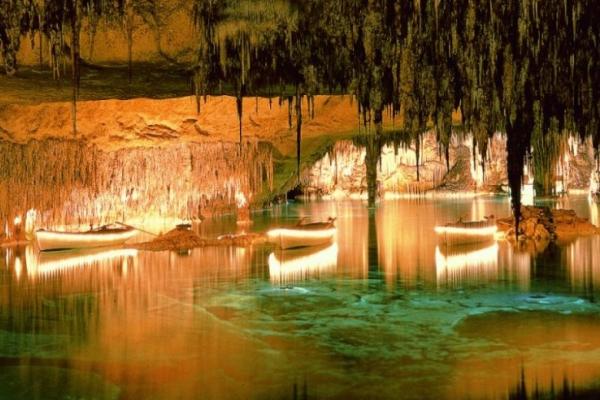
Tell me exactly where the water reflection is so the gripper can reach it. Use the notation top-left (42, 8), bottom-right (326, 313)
top-left (24, 247), bottom-right (138, 279)
top-left (0, 196), bottom-right (599, 399)
top-left (498, 245), bottom-right (532, 290)
top-left (566, 236), bottom-right (600, 297)
top-left (435, 242), bottom-right (499, 286)
top-left (453, 311), bottom-right (600, 400)
top-left (268, 243), bottom-right (338, 284)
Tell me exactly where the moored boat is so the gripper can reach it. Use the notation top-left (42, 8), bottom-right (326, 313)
top-left (36, 225), bottom-right (138, 251)
top-left (434, 216), bottom-right (497, 245)
top-left (267, 218), bottom-right (336, 249)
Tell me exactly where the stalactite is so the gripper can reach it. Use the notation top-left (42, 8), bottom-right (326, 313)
top-left (415, 132), bottom-right (421, 182)
top-left (38, 29), bottom-right (44, 69)
top-left (295, 85), bottom-right (303, 184)
top-left (70, 0), bottom-right (81, 136)
top-left (194, 71), bottom-right (201, 115)
top-left (1, 0), bottom-right (598, 222)
top-left (0, 140), bottom-right (274, 230)
top-left (365, 134), bottom-right (379, 208)
top-left (287, 96), bottom-right (293, 129)
top-left (236, 83), bottom-right (245, 151)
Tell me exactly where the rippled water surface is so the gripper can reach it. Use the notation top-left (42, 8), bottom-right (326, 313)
top-left (1, 196), bottom-right (600, 399)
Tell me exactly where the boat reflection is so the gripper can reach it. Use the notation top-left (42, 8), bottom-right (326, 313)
top-left (268, 243), bottom-right (338, 284)
top-left (566, 236), bottom-right (600, 294)
top-left (23, 246), bottom-right (138, 278)
top-left (435, 241), bottom-right (499, 286)
top-left (590, 196), bottom-right (599, 227)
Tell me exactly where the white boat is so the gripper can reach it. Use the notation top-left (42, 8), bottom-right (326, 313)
top-left (434, 217), bottom-right (497, 245)
top-left (266, 219), bottom-right (336, 249)
top-left (36, 225), bottom-right (137, 251)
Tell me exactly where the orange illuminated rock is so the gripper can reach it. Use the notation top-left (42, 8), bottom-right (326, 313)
top-left (132, 227), bottom-right (265, 252)
top-left (497, 206), bottom-right (600, 247)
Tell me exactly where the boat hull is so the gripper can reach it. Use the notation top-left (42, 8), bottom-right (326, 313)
top-left (266, 227), bottom-right (336, 249)
top-left (36, 229), bottom-right (137, 251)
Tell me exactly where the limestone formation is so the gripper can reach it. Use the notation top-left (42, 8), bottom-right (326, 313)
top-left (0, 139), bottom-right (273, 241)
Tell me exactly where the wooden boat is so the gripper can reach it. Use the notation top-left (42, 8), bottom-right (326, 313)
top-left (266, 218), bottom-right (336, 249)
top-left (36, 225), bottom-right (137, 251)
top-left (434, 216), bottom-right (497, 245)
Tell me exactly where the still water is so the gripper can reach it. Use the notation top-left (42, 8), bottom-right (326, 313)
top-left (1, 196), bottom-right (600, 399)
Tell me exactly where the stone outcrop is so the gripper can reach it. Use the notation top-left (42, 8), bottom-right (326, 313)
top-left (131, 227), bottom-right (266, 252)
top-left (497, 206), bottom-right (600, 252)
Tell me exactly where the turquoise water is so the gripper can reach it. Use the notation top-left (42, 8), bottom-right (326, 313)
top-left (1, 196), bottom-right (600, 399)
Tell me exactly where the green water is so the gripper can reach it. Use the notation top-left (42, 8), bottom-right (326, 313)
top-left (1, 196), bottom-right (600, 399)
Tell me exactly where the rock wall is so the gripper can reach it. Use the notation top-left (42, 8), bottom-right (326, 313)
top-left (303, 132), bottom-right (597, 199)
top-left (303, 132), bottom-right (507, 198)
top-left (592, 170), bottom-right (600, 197)
top-left (0, 139), bottom-right (273, 239)
top-left (566, 137), bottom-right (598, 192)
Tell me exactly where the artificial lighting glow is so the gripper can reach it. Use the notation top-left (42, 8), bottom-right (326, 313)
top-left (235, 191), bottom-right (248, 208)
top-left (268, 243), bottom-right (338, 284)
top-left (36, 228), bottom-right (138, 251)
top-left (14, 255), bottom-right (23, 280)
top-left (435, 242), bottom-right (499, 284)
top-left (435, 242), bottom-right (499, 271)
top-left (25, 247), bottom-right (138, 277)
top-left (434, 225), bottom-right (497, 236)
top-left (521, 182), bottom-right (534, 206)
top-left (25, 209), bottom-right (38, 241)
top-left (13, 216), bottom-right (22, 226)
